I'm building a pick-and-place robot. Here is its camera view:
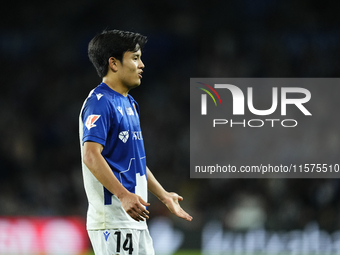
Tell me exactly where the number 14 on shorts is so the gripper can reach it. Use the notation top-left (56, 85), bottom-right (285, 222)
top-left (113, 231), bottom-right (133, 254)
top-left (103, 230), bottom-right (133, 255)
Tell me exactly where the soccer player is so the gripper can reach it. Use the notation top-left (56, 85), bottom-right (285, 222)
top-left (79, 30), bottom-right (192, 255)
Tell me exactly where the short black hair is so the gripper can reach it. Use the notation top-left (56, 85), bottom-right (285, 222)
top-left (88, 29), bottom-right (147, 78)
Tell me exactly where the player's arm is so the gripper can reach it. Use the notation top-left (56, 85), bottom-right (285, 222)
top-left (146, 166), bottom-right (192, 221)
top-left (83, 141), bottom-right (150, 221)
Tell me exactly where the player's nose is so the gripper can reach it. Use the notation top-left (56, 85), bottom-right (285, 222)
top-left (139, 59), bottom-right (145, 69)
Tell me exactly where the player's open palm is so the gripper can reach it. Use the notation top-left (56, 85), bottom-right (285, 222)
top-left (163, 192), bottom-right (193, 222)
top-left (120, 192), bottom-right (150, 222)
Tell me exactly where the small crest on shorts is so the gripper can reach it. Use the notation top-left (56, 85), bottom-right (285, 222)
top-left (103, 230), bottom-right (110, 241)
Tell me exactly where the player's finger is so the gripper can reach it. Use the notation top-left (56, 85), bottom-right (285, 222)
top-left (129, 209), bottom-right (145, 222)
top-left (140, 210), bottom-right (149, 219)
top-left (138, 197), bottom-right (150, 207)
top-left (182, 213), bottom-right (193, 221)
top-left (177, 195), bottom-right (183, 201)
top-left (131, 203), bottom-right (149, 219)
top-left (177, 209), bottom-right (193, 221)
top-left (134, 200), bottom-right (149, 215)
top-left (137, 206), bottom-right (150, 218)
top-left (127, 210), bottom-right (140, 222)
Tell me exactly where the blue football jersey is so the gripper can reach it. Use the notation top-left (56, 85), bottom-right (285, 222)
top-left (79, 82), bottom-right (148, 230)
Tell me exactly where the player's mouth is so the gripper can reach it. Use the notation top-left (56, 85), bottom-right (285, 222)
top-left (138, 72), bottom-right (143, 79)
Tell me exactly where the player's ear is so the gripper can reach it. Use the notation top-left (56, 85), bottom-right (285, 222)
top-left (108, 57), bottom-right (119, 72)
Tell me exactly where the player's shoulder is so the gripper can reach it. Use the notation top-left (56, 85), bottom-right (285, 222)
top-left (86, 84), bottom-right (115, 107)
top-left (82, 85), bottom-right (114, 115)
top-left (89, 84), bottom-right (111, 100)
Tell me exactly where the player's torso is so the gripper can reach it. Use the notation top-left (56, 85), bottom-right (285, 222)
top-left (80, 83), bottom-right (148, 230)
top-left (103, 92), bottom-right (147, 193)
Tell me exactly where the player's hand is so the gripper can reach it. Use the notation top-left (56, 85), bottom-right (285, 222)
top-left (119, 192), bottom-right (150, 222)
top-left (162, 192), bottom-right (193, 222)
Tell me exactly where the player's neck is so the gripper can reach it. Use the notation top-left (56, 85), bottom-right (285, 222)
top-left (102, 77), bottom-right (129, 97)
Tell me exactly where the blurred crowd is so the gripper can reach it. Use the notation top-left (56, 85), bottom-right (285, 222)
top-left (1, 0), bottom-right (340, 235)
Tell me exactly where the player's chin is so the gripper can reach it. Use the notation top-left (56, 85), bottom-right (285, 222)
top-left (129, 82), bottom-right (141, 90)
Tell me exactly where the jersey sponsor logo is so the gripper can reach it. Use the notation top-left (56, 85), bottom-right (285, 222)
top-left (119, 131), bottom-right (129, 143)
top-left (132, 131), bottom-right (143, 140)
top-left (126, 107), bottom-right (134, 116)
top-left (117, 106), bottom-right (123, 116)
top-left (96, 93), bottom-right (103, 100)
top-left (85, 115), bottom-right (100, 130)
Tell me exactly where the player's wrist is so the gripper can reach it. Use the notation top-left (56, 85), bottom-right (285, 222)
top-left (116, 188), bottom-right (130, 200)
top-left (158, 191), bottom-right (171, 204)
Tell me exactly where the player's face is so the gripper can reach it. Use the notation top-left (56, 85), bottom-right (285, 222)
top-left (118, 49), bottom-right (145, 89)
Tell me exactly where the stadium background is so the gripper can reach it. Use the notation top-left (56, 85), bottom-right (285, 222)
top-left (1, 0), bottom-right (340, 254)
